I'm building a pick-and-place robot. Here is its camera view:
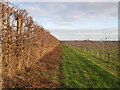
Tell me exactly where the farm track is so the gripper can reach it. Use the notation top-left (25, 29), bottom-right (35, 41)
top-left (61, 43), bottom-right (119, 88)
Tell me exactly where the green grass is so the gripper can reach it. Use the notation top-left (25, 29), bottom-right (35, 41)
top-left (60, 43), bottom-right (119, 88)
top-left (76, 47), bottom-right (119, 76)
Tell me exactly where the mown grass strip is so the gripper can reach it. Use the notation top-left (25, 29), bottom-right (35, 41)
top-left (72, 45), bottom-right (119, 77)
top-left (60, 43), bottom-right (119, 88)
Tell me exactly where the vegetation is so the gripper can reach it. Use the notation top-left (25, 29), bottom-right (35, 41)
top-left (1, 1), bottom-right (119, 88)
top-left (63, 41), bottom-right (118, 61)
top-left (1, 2), bottom-right (60, 88)
top-left (63, 41), bottom-right (119, 76)
top-left (60, 43), bottom-right (119, 88)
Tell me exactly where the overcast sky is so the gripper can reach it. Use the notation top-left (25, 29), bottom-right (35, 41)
top-left (14, 1), bottom-right (118, 41)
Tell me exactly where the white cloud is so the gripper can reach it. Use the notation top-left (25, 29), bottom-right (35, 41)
top-left (26, 6), bottom-right (48, 15)
top-left (20, 2), bottom-right (118, 22)
top-left (29, 2), bottom-right (117, 23)
top-left (13, 2), bottom-right (118, 40)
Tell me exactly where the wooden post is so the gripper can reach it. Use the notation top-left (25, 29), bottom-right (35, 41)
top-left (107, 52), bottom-right (110, 60)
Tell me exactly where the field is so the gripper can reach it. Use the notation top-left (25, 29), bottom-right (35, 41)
top-left (1, 41), bottom-right (120, 88)
top-left (60, 42), bottom-right (119, 88)
top-left (63, 41), bottom-right (119, 76)
top-left (1, 2), bottom-right (119, 88)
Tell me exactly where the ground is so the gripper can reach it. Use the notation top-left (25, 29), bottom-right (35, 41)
top-left (1, 43), bottom-right (120, 88)
top-left (60, 43), bottom-right (119, 88)
top-left (3, 45), bottom-right (61, 88)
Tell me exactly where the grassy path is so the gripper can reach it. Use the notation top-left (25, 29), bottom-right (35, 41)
top-left (60, 44), bottom-right (119, 88)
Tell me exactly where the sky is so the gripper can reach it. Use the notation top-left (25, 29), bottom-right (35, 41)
top-left (10, 1), bottom-right (118, 41)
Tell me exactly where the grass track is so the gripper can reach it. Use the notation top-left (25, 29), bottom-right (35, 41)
top-left (60, 43), bottom-right (119, 88)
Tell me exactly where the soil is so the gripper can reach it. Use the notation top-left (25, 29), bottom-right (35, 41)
top-left (3, 45), bottom-right (61, 88)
